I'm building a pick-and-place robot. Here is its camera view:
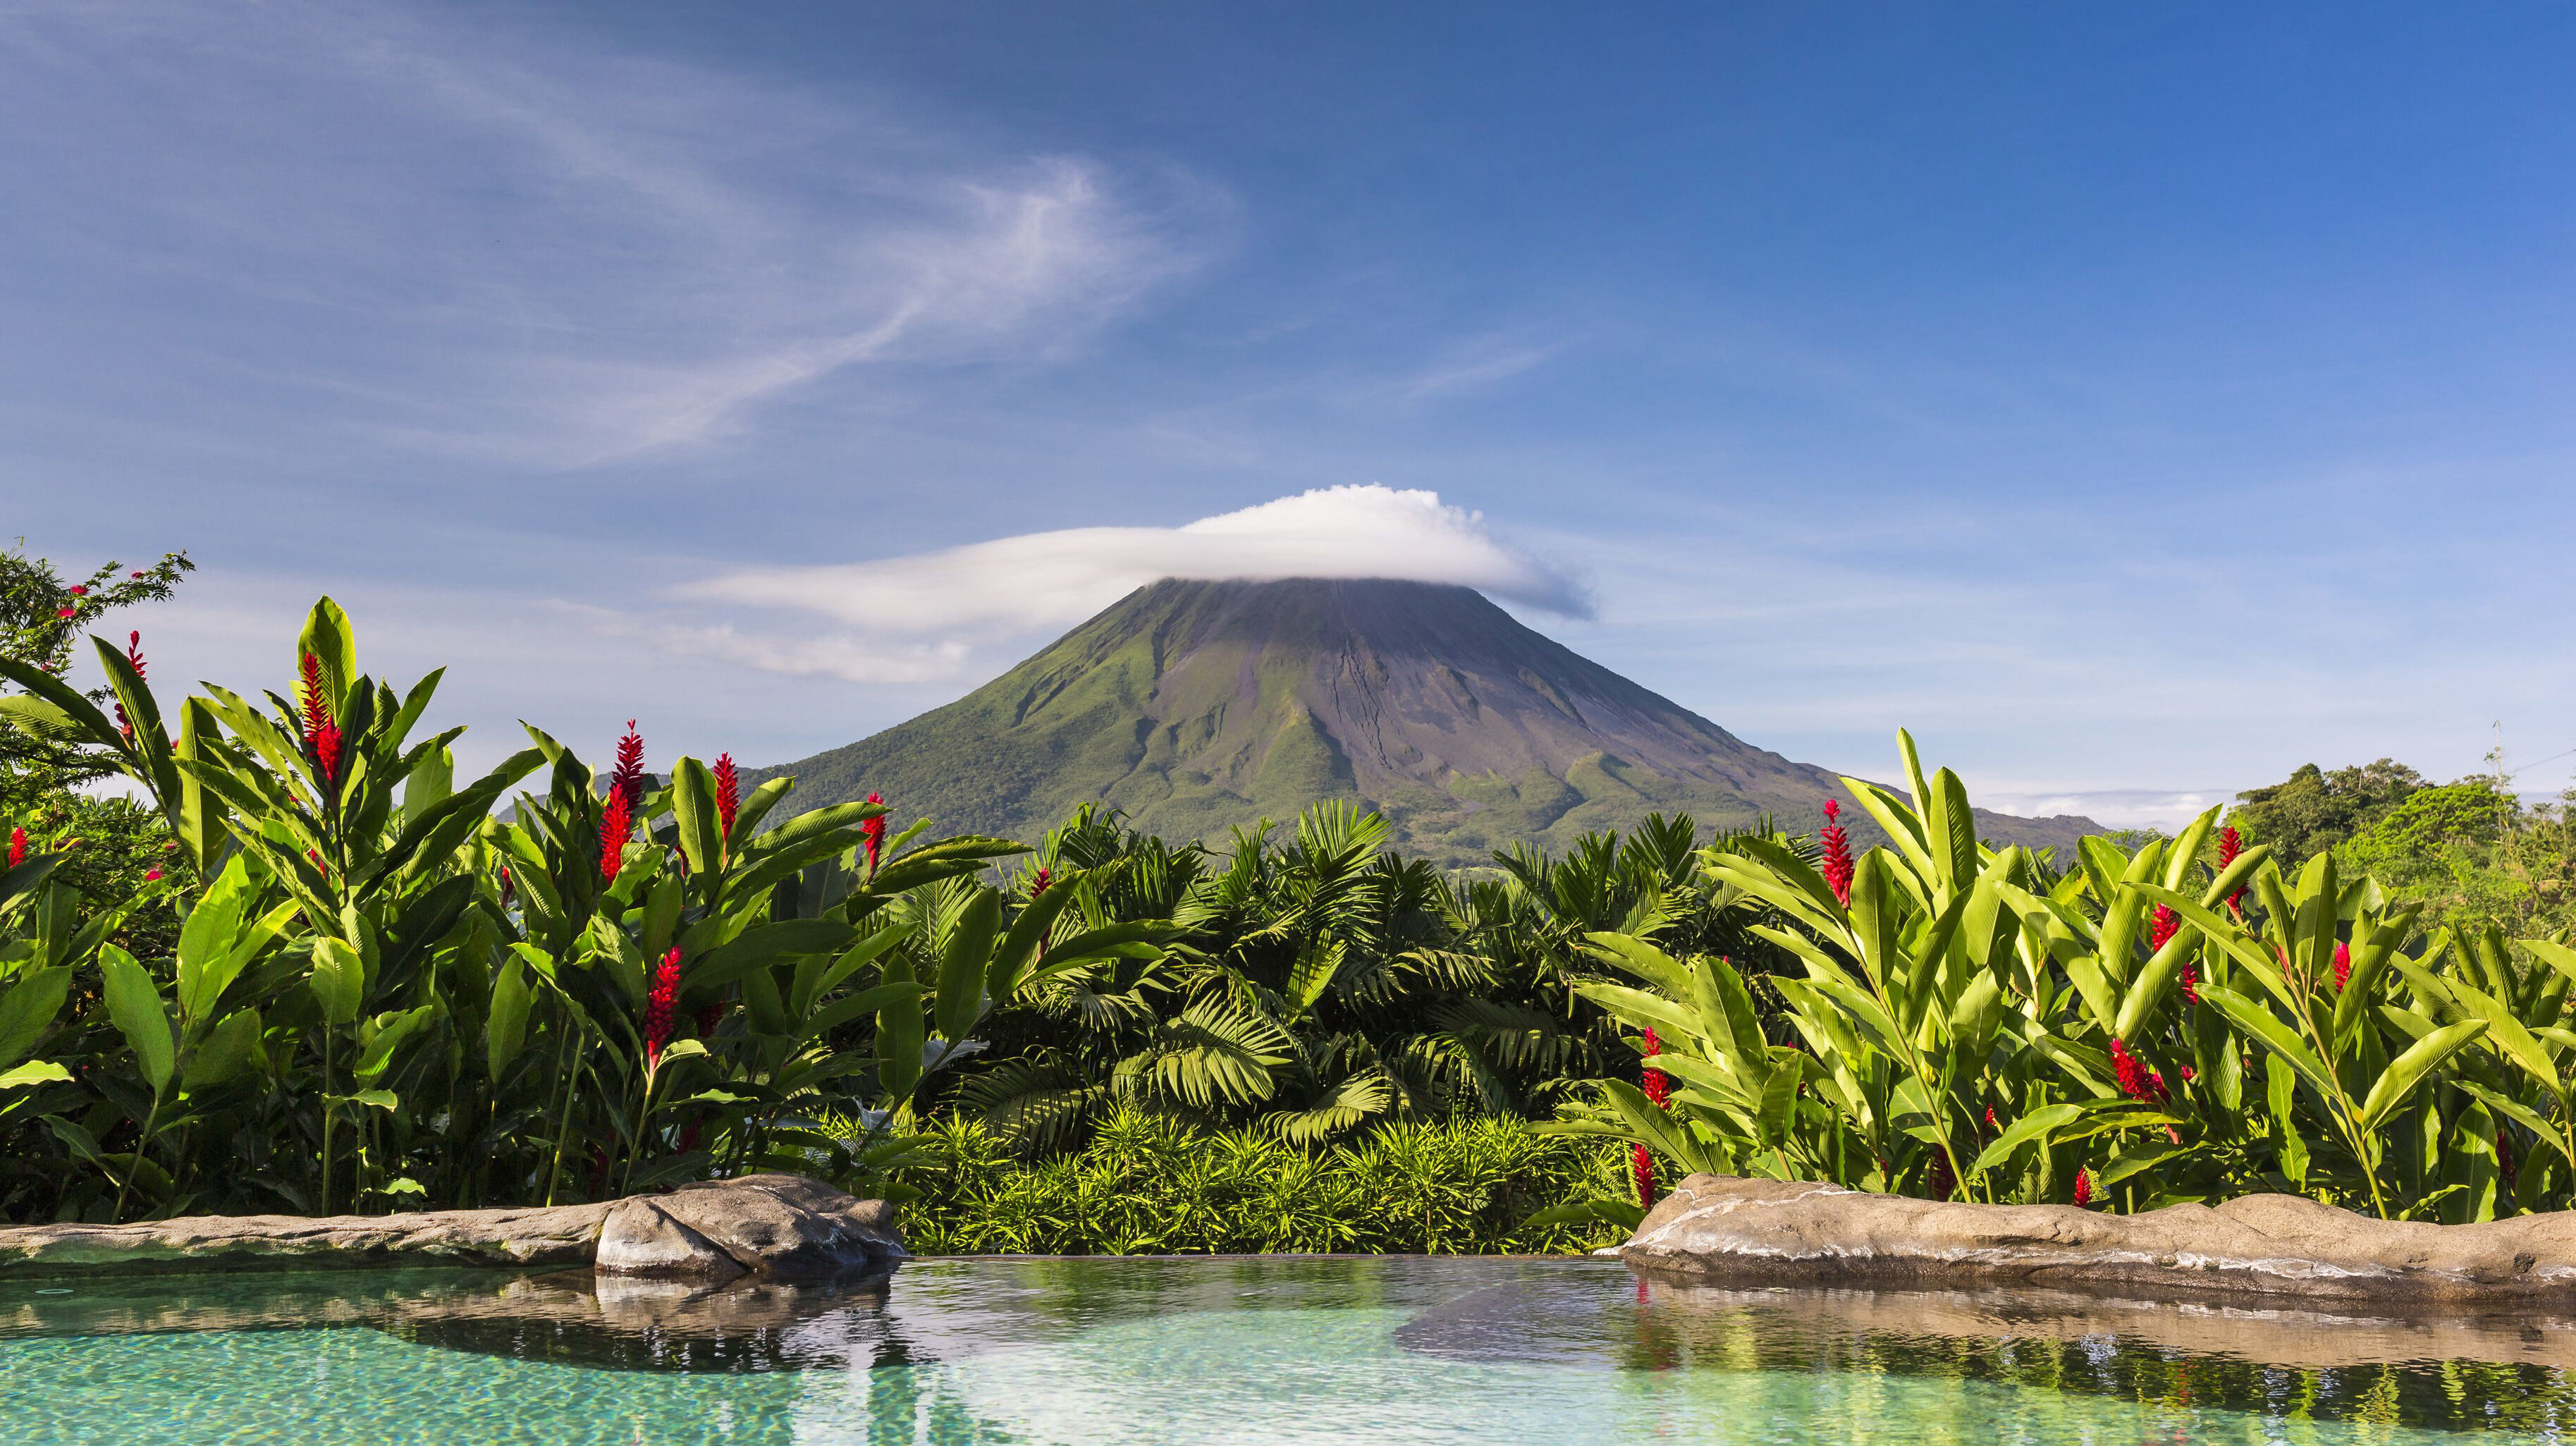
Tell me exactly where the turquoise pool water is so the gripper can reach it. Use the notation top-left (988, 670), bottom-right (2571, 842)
top-left (4, 1256), bottom-right (2574, 1443)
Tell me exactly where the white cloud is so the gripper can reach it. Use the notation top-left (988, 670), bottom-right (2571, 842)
top-left (673, 484), bottom-right (1590, 681)
top-left (0, 0), bottom-right (1212, 465)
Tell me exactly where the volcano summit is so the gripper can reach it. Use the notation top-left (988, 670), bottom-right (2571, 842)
top-left (758, 577), bottom-right (2097, 864)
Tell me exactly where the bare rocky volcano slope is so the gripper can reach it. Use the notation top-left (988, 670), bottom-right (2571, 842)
top-left (756, 577), bottom-right (2098, 866)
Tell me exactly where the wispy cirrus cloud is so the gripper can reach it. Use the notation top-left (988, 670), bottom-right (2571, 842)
top-left (0, 0), bottom-right (1215, 466)
top-left (667, 484), bottom-right (1590, 682)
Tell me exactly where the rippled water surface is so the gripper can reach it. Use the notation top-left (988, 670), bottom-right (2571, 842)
top-left (4, 1256), bottom-right (2576, 1443)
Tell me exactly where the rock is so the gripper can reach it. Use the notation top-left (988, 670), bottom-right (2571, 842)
top-left (596, 1174), bottom-right (904, 1280)
top-left (0, 1201), bottom-right (615, 1275)
top-left (0, 1175), bottom-right (902, 1282)
top-left (1619, 1173), bottom-right (2576, 1305)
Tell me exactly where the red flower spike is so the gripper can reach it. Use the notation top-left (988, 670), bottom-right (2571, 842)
top-left (1631, 1141), bottom-right (1657, 1210)
top-left (599, 788), bottom-right (634, 883)
top-left (1926, 1151), bottom-right (1955, 1201)
top-left (713, 753), bottom-right (740, 838)
top-left (644, 947), bottom-right (682, 1071)
top-left (610, 721), bottom-right (646, 809)
top-left (2217, 826), bottom-right (2247, 912)
top-left (2111, 1038), bottom-right (2156, 1101)
top-left (113, 632), bottom-right (147, 739)
top-left (2333, 941), bottom-right (2352, 992)
top-left (2073, 1168), bottom-right (2094, 1208)
top-left (298, 654), bottom-right (343, 789)
top-left (1819, 799), bottom-right (1855, 907)
top-left (498, 866), bottom-right (515, 910)
top-left (1640, 1027), bottom-right (1670, 1110)
top-left (1984, 1106), bottom-right (1998, 1132)
top-left (2181, 963), bottom-right (2201, 1006)
top-left (2149, 904), bottom-right (2178, 954)
top-left (6, 828), bottom-right (24, 869)
top-left (861, 792), bottom-right (886, 874)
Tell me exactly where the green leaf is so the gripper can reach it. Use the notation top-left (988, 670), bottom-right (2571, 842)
top-left (99, 945), bottom-right (176, 1095)
top-left (310, 937), bottom-right (365, 1026)
top-left (1519, 1199), bottom-right (1648, 1232)
top-left (486, 955), bottom-right (533, 1077)
top-left (936, 888), bottom-right (1001, 1044)
top-left (180, 1008), bottom-right (263, 1091)
top-left (327, 1089), bottom-right (400, 1112)
top-left (2197, 984), bottom-right (2339, 1103)
top-left (2357, 1019), bottom-right (2489, 1131)
top-left (668, 756), bottom-right (724, 875)
top-left (0, 966), bottom-right (73, 1072)
top-left (0, 1060), bottom-right (70, 1090)
top-left (1964, 1103), bottom-right (2083, 1181)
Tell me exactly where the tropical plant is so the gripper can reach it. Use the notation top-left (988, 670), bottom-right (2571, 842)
top-left (1557, 730), bottom-right (2576, 1223)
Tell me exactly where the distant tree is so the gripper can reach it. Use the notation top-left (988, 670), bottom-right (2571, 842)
top-left (2226, 758), bottom-right (2427, 862)
top-left (0, 541), bottom-right (192, 814)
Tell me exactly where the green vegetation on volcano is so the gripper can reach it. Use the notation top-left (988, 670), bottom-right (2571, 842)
top-left (756, 577), bottom-right (2099, 865)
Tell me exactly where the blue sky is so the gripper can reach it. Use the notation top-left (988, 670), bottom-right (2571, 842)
top-left (10, 1), bottom-right (2576, 826)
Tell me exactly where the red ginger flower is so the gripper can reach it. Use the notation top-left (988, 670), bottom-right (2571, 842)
top-left (2111, 1038), bottom-right (2161, 1101)
top-left (1926, 1151), bottom-right (1955, 1201)
top-left (644, 947), bottom-right (682, 1070)
top-left (861, 793), bottom-right (886, 873)
top-left (1819, 799), bottom-right (1855, 907)
top-left (6, 828), bottom-right (24, 869)
top-left (609, 721), bottom-right (646, 809)
top-left (1631, 1142), bottom-right (1657, 1210)
top-left (2073, 1168), bottom-right (2095, 1208)
top-left (1640, 1027), bottom-right (1670, 1110)
top-left (599, 788), bottom-right (634, 883)
top-left (2217, 826), bottom-right (2247, 912)
top-left (298, 653), bottom-right (343, 788)
top-left (2149, 904), bottom-right (2178, 953)
top-left (2333, 940), bottom-right (2352, 992)
top-left (2181, 963), bottom-right (2200, 1006)
top-left (1030, 866), bottom-right (1052, 897)
top-left (713, 753), bottom-right (740, 838)
top-left (1984, 1106), bottom-right (1998, 1132)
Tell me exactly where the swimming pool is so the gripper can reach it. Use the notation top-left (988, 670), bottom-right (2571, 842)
top-left (4, 1256), bottom-right (2571, 1442)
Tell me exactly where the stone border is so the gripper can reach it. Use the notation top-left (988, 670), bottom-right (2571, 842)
top-left (0, 1174), bottom-right (902, 1282)
top-left (1618, 1174), bottom-right (2576, 1305)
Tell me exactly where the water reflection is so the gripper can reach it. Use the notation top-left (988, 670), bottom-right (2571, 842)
top-left (7, 1256), bottom-right (2576, 1433)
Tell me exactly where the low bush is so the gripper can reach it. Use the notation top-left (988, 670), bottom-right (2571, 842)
top-left (892, 1108), bottom-right (1628, 1256)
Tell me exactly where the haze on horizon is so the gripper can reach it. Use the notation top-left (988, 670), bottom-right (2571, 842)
top-left (9, 1), bottom-right (2576, 831)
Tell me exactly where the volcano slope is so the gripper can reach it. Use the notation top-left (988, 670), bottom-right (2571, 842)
top-left (754, 577), bottom-right (2097, 867)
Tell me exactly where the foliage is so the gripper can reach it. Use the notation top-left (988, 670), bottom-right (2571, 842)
top-left (1556, 730), bottom-right (2576, 1223)
top-left (0, 543), bottom-right (192, 813)
top-left (2229, 759), bottom-right (2428, 863)
top-left (0, 596), bottom-right (1166, 1221)
top-left (890, 1107), bottom-right (1628, 1255)
top-left (942, 804), bottom-right (1796, 1155)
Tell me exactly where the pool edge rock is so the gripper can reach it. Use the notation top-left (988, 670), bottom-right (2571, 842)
top-left (0, 1173), bottom-right (902, 1281)
top-left (1619, 1173), bottom-right (2576, 1304)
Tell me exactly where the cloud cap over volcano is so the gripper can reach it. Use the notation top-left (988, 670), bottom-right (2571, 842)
top-left (678, 485), bottom-right (1590, 680)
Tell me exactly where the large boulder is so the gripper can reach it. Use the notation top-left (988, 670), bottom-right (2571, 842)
top-left (1619, 1173), bottom-right (2576, 1304)
top-left (0, 1175), bottom-right (902, 1282)
top-left (594, 1174), bottom-right (904, 1281)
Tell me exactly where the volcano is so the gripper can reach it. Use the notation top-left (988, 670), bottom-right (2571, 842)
top-left (756, 577), bottom-right (2098, 864)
